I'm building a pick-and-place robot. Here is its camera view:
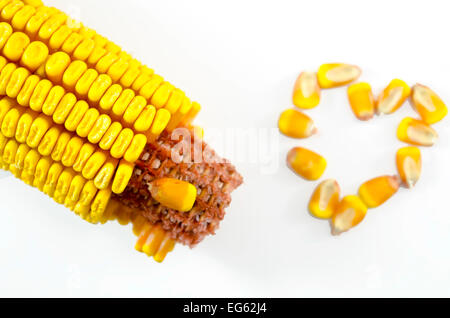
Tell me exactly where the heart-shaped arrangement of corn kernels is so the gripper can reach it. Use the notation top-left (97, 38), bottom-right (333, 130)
top-left (278, 63), bottom-right (447, 235)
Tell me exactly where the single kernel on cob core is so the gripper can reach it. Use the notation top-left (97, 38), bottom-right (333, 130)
top-left (331, 195), bottom-right (367, 235)
top-left (292, 71), bottom-right (320, 109)
top-left (358, 175), bottom-right (400, 208)
top-left (148, 178), bottom-right (197, 212)
top-left (397, 117), bottom-right (438, 147)
top-left (278, 109), bottom-right (316, 139)
top-left (376, 79), bottom-right (410, 115)
top-left (411, 84), bottom-right (448, 124)
top-left (317, 63), bottom-right (361, 88)
top-left (308, 179), bottom-right (340, 219)
top-left (396, 146), bottom-right (421, 188)
top-left (286, 147), bottom-right (326, 181)
top-left (347, 82), bottom-right (375, 121)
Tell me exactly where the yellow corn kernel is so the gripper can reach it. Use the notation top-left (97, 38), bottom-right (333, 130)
top-left (20, 40), bottom-right (48, 72)
top-left (99, 121), bottom-right (121, 151)
top-left (107, 58), bottom-right (128, 82)
top-left (90, 187), bottom-right (112, 222)
top-left (2, 106), bottom-right (23, 137)
top-left (73, 202), bottom-right (90, 217)
top-left (37, 126), bottom-right (60, 156)
top-left (94, 157), bottom-right (117, 190)
top-left (43, 162), bottom-right (64, 196)
top-left (64, 100), bottom-right (88, 132)
top-left (397, 117), bottom-right (438, 147)
top-left (45, 52), bottom-right (71, 84)
top-left (16, 73), bottom-right (39, 106)
top-left (81, 150), bottom-right (107, 179)
top-left (347, 82), bottom-right (375, 121)
top-left (11, 5), bottom-right (36, 31)
top-left (110, 128), bottom-right (133, 158)
top-left (78, 26), bottom-right (95, 39)
top-left (14, 143), bottom-right (30, 170)
top-left (87, 114), bottom-right (111, 144)
top-left (134, 105), bottom-right (156, 132)
top-left (87, 73), bottom-right (111, 103)
top-left (0, 130), bottom-right (7, 152)
top-left (33, 156), bottom-right (51, 190)
top-left (124, 134), bottom-right (147, 163)
top-left (3, 31), bottom-right (30, 62)
top-left (96, 52), bottom-right (118, 73)
top-left (396, 146), bottom-right (421, 188)
top-left (111, 159), bottom-right (133, 194)
top-left (164, 88), bottom-right (184, 114)
top-left (331, 195), bottom-right (367, 235)
top-left (292, 71), bottom-right (320, 109)
top-left (105, 41), bottom-right (121, 54)
top-left (48, 24), bottom-right (71, 50)
top-left (411, 84), bottom-right (447, 124)
top-left (278, 109), bottom-right (316, 139)
top-left (38, 12), bottom-right (66, 41)
top-left (140, 74), bottom-right (164, 100)
top-left (135, 223), bottom-right (152, 252)
top-left (0, 96), bottom-right (13, 122)
top-left (358, 175), bottom-right (400, 208)
top-left (6, 67), bottom-right (30, 98)
top-left (148, 108), bottom-right (170, 141)
top-left (149, 178), bottom-right (197, 212)
top-left (112, 88), bottom-right (134, 117)
top-left (76, 108), bottom-right (99, 138)
top-left (54, 168), bottom-right (74, 202)
top-left (29, 79), bottom-right (52, 112)
top-left (131, 73), bottom-right (151, 92)
top-left (67, 174), bottom-right (86, 203)
top-left (52, 92), bottom-right (77, 124)
top-left (42, 85), bottom-right (65, 116)
top-left (99, 83), bottom-right (122, 111)
top-left (0, 63), bottom-right (17, 95)
top-left (78, 180), bottom-right (97, 206)
top-left (308, 179), bottom-right (340, 219)
top-left (2, 139), bottom-right (18, 164)
top-left (153, 235), bottom-right (176, 263)
top-left (61, 32), bottom-right (82, 55)
top-left (317, 63), bottom-right (361, 88)
top-left (376, 79), bottom-right (410, 115)
top-left (123, 96), bottom-right (146, 125)
top-left (61, 136), bottom-right (83, 167)
top-left (286, 147), bottom-right (327, 181)
top-left (166, 97), bottom-right (191, 131)
top-left (0, 55), bottom-right (7, 71)
top-left (150, 82), bottom-right (174, 109)
top-left (2, 1), bottom-right (24, 21)
top-left (15, 109), bottom-right (37, 143)
top-left (51, 131), bottom-right (71, 162)
top-left (0, 22), bottom-right (12, 49)
top-left (62, 60), bottom-right (87, 89)
top-left (141, 226), bottom-right (167, 257)
top-left (119, 66), bottom-right (139, 88)
top-left (73, 38), bottom-right (95, 61)
top-left (23, 148), bottom-right (39, 175)
top-left (26, 113), bottom-right (51, 148)
top-left (180, 101), bottom-right (201, 126)
top-left (72, 142), bottom-right (95, 172)
top-left (87, 46), bottom-right (106, 66)
top-left (75, 68), bottom-right (98, 97)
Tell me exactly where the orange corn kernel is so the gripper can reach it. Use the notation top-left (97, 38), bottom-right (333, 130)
top-left (278, 109), bottom-right (316, 139)
top-left (292, 71), bottom-right (320, 109)
top-left (376, 79), bottom-right (410, 115)
top-left (411, 84), bottom-right (448, 124)
top-left (347, 82), bottom-right (375, 121)
top-left (308, 179), bottom-right (340, 219)
top-left (317, 63), bottom-right (361, 88)
top-left (331, 195), bottom-right (367, 235)
top-left (148, 178), bottom-right (197, 212)
top-left (286, 147), bottom-right (326, 181)
top-left (396, 146), bottom-right (421, 188)
top-left (358, 175), bottom-right (400, 208)
top-left (397, 117), bottom-right (438, 147)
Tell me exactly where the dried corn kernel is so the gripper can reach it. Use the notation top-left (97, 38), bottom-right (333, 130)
top-left (51, 131), bottom-right (70, 162)
top-left (111, 159), bottom-right (133, 194)
top-left (88, 73), bottom-right (112, 103)
top-left (87, 114), bottom-right (111, 144)
top-left (20, 40), bottom-right (48, 71)
top-left (376, 79), bottom-right (410, 115)
top-left (72, 142), bottom-right (95, 172)
top-left (45, 52), bottom-right (71, 84)
top-left (52, 92), bottom-right (76, 124)
top-left (15, 109), bottom-right (36, 142)
top-left (99, 121), bottom-right (121, 151)
top-left (90, 187), bottom-right (112, 222)
top-left (396, 146), bottom-right (421, 188)
top-left (278, 109), bottom-right (316, 139)
top-left (317, 63), bottom-right (361, 88)
top-left (110, 128), bottom-right (133, 158)
top-left (358, 175), bottom-right (400, 208)
top-left (149, 178), bottom-right (197, 212)
top-left (308, 179), bottom-right (340, 219)
top-left (16, 73), bottom-right (38, 106)
top-left (82, 150), bottom-right (107, 179)
top-left (331, 195), bottom-right (367, 235)
top-left (6, 67), bottom-right (29, 98)
top-left (99, 83), bottom-right (122, 111)
top-left (411, 84), bottom-right (447, 124)
top-left (292, 71), bottom-right (320, 109)
top-left (94, 157), bottom-right (117, 190)
top-left (37, 126), bottom-right (60, 156)
top-left (3, 31), bottom-right (30, 62)
top-left (397, 117), bottom-right (438, 147)
top-left (62, 60), bottom-right (87, 89)
top-left (134, 105), bottom-right (156, 132)
top-left (286, 147), bottom-right (326, 181)
top-left (347, 82), bottom-right (375, 121)
top-left (64, 100), bottom-right (88, 131)
top-left (124, 133), bottom-right (146, 163)
top-left (42, 85), bottom-right (65, 116)
top-left (26, 113), bottom-right (51, 147)
top-left (76, 108), bottom-right (99, 138)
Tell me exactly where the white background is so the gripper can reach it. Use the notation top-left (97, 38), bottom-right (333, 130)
top-left (1, 0), bottom-right (450, 297)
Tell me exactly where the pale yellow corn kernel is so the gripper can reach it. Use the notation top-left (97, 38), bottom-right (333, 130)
top-left (6, 67), bottom-right (30, 98)
top-left (111, 159), bottom-right (133, 194)
top-left (94, 157), bottom-right (118, 190)
top-left (67, 175), bottom-right (86, 202)
top-left (411, 84), bottom-right (448, 124)
top-left (308, 179), bottom-right (340, 219)
top-left (99, 83), bottom-right (122, 111)
top-left (75, 68), bottom-right (98, 97)
top-left (123, 96), bottom-right (146, 125)
top-left (358, 175), bottom-right (400, 208)
top-left (16, 110), bottom-right (37, 143)
top-left (397, 117), bottom-right (438, 147)
top-left (51, 131), bottom-right (71, 162)
top-left (131, 73), bottom-right (151, 92)
top-left (90, 188), bottom-right (112, 222)
top-left (23, 148), bottom-right (39, 175)
top-left (54, 168), bottom-right (75, 200)
top-left (0, 63), bottom-right (17, 95)
top-left (42, 85), bottom-right (65, 116)
top-left (164, 88), bottom-right (184, 114)
top-left (2, 106), bottom-right (23, 137)
top-left (3, 31), bottom-right (30, 62)
top-left (37, 126), bottom-right (60, 156)
top-left (347, 82), bottom-right (375, 121)
top-left (148, 108), bottom-right (170, 141)
top-left (48, 25), bottom-right (71, 50)
top-left (278, 109), bottom-right (316, 139)
top-left (153, 235), bottom-right (176, 263)
top-left (110, 128), bottom-right (133, 158)
top-left (16, 74), bottom-right (39, 106)
top-left (134, 223), bottom-right (153, 251)
top-left (88, 73), bottom-right (112, 103)
top-left (52, 92), bottom-right (77, 124)
top-left (149, 178), bottom-right (197, 212)
top-left (286, 147), bottom-right (327, 181)
top-left (99, 121), bottom-right (121, 151)
top-left (30, 79), bottom-right (53, 112)
top-left (61, 32), bottom-right (82, 54)
top-left (64, 100), bottom-right (88, 132)
top-left (87, 46), bottom-right (106, 66)
top-left (20, 40), bottom-right (48, 72)
top-left (73, 38), bottom-right (95, 61)
top-left (38, 12), bottom-right (66, 41)
top-left (112, 88), bottom-right (134, 118)
top-left (0, 22), bottom-right (12, 49)
top-left (78, 180), bottom-right (97, 206)
top-left (26, 114), bottom-right (51, 148)
top-left (0, 96), bottom-right (13, 122)
top-left (72, 143), bottom-right (95, 172)
top-left (11, 5), bottom-right (36, 31)
top-left (62, 60), bottom-right (87, 89)
top-left (33, 156), bottom-right (51, 190)
top-left (331, 195), bottom-right (367, 235)
top-left (119, 66), bottom-right (139, 88)
top-left (140, 74), bottom-right (164, 100)
top-left (151, 82), bottom-right (174, 108)
top-left (292, 71), bottom-right (320, 109)
top-left (45, 52), bottom-right (71, 84)
top-left (107, 58), bottom-right (128, 82)
top-left (396, 147), bottom-right (421, 189)
top-left (14, 143), bottom-right (30, 170)
top-left (132, 214), bottom-right (148, 236)
top-left (87, 114), bottom-right (111, 144)
top-left (141, 226), bottom-right (167, 257)
top-left (81, 150), bottom-right (107, 179)
top-left (134, 105), bottom-right (156, 132)
top-left (61, 136), bottom-right (83, 167)
top-left (2, 1), bottom-right (24, 21)
top-left (96, 52), bottom-right (118, 73)
top-left (166, 97), bottom-right (191, 131)
top-left (124, 134), bottom-right (147, 163)
top-left (376, 79), bottom-right (410, 115)
top-left (43, 162), bottom-right (64, 196)
top-left (180, 101), bottom-right (201, 126)
top-left (317, 63), bottom-right (361, 88)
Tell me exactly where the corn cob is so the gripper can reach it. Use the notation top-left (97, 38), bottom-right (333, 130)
top-left (0, 0), bottom-right (242, 262)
